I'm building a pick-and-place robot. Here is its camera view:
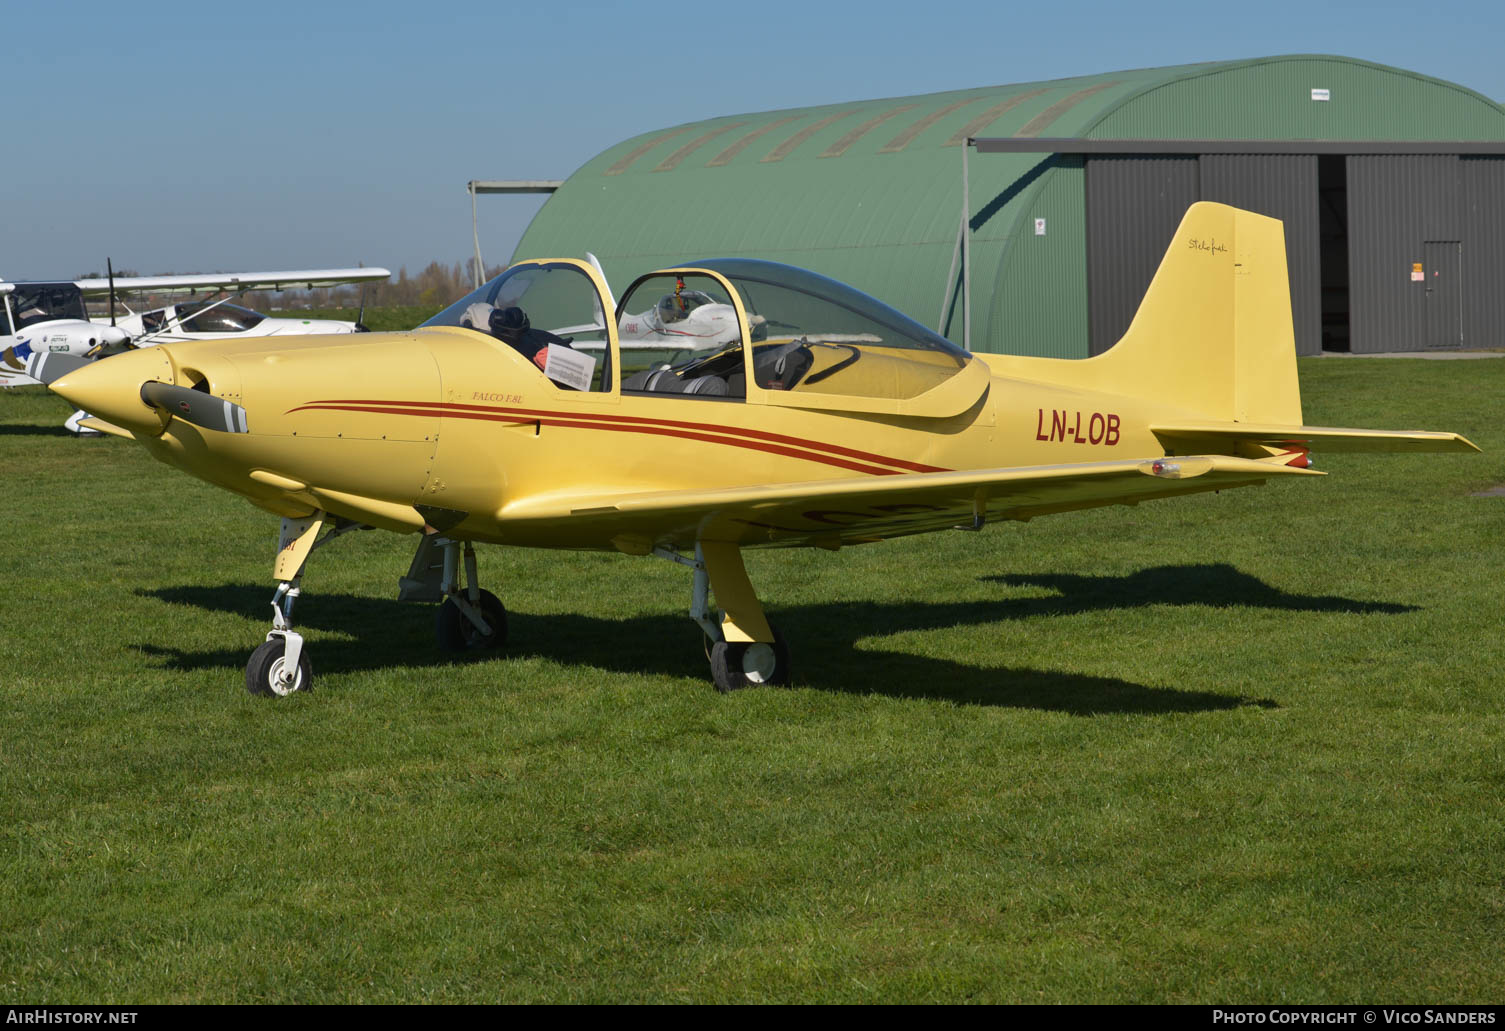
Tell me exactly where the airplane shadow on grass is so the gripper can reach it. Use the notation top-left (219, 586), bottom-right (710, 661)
top-left (981, 563), bottom-right (1417, 618)
top-left (133, 563), bottom-right (1414, 715)
top-left (0, 422), bottom-right (74, 437)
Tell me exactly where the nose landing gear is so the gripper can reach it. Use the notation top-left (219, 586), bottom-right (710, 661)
top-left (246, 588), bottom-right (312, 697)
top-left (244, 512), bottom-right (370, 698)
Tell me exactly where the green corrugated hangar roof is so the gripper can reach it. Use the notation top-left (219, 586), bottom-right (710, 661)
top-left (512, 55), bottom-right (1505, 355)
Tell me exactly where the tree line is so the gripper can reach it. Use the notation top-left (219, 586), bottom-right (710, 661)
top-left (251, 259), bottom-right (508, 312)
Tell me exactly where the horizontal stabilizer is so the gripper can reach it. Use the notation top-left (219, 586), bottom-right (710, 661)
top-left (1153, 422), bottom-right (1479, 454)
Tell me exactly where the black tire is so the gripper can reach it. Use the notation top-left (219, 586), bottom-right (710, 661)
top-left (245, 637), bottom-right (313, 697)
top-left (436, 589), bottom-right (508, 651)
top-left (709, 627), bottom-right (790, 692)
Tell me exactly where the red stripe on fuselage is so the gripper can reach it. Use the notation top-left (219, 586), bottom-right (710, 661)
top-left (286, 398), bottom-right (949, 476)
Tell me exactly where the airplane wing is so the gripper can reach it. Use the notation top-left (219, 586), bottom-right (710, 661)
top-left (496, 454), bottom-right (1321, 551)
top-left (1152, 421), bottom-right (1479, 454)
top-left (72, 268), bottom-right (391, 296)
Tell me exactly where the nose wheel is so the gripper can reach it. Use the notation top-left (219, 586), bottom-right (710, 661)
top-left (246, 577), bottom-right (314, 697)
top-left (246, 636), bottom-right (313, 696)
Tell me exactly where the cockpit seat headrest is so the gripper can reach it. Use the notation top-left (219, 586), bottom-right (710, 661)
top-left (460, 302), bottom-right (495, 330)
top-left (490, 306), bottom-right (530, 344)
top-left (628, 368), bottom-right (729, 396)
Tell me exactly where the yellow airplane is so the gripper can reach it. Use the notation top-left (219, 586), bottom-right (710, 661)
top-left (44, 202), bottom-right (1476, 697)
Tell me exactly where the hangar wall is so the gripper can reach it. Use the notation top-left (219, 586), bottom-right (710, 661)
top-left (1462, 158), bottom-right (1505, 348)
top-left (1202, 155), bottom-right (1322, 354)
top-left (1080, 154), bottom-right (1322, 356)
top-left (1082, 156), bottom-right (1198, 355)
top-left (984, 156), bottom-right (1086, 359)
top-left (1347, 156), bottom-right (1462, 353)
top-left (512, 56), bottom-right (1505, 356)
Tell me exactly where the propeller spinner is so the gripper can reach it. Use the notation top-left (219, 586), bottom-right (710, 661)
top-left (49, 346), bottom-right (249, 436)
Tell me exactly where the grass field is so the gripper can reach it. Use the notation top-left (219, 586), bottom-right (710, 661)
top-left (2, 357), bottom-right (1503, 1003)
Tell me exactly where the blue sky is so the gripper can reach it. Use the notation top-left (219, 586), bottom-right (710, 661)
top-left (8, 0), bottom-right (1504, 281)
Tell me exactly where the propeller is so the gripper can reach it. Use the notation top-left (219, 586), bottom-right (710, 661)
top-left (107, 257), bottom-right (117, 327)
top-left (24, 351), bottom-right (92, 386)
top-left (139, 381), bottom-right (250, 434)
top-left (354, 288), bottom-right (369, 332)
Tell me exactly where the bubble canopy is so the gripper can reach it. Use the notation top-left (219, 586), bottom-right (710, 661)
top-left (423, 258), bottom-right (972, 404)
top-left (682, 259), bottom-right (966, 362)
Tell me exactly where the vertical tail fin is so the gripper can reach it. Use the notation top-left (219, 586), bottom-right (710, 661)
top-left (981, 202), bottom-right (1477, 454)
top-left (984, 202), bottom-right (1303, 424)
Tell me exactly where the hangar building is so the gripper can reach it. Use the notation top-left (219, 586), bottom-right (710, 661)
top-left (508, 55), bottom-right (1505, 357)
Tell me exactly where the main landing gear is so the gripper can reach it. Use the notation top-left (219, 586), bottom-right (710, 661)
top-left (656, 541), bottom-right (791, 692)
top-left (433, 541), bottom-right (508, 652)
top-left (398, 533), bottom-right (507, 652)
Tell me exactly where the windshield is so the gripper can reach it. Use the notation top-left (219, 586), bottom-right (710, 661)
top-left (10, 283), bottom-right (88, 329)
top-left (423, 262), bottom-right (611, 392)
top-left (175, 302), bottom-right (267, 333)
top-left (424, 263), bottom-right (607, 340)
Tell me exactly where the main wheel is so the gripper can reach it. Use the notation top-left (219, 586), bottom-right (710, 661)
top-left (246, 637), bottom-right (313, 697)
top-left (709, 628), bottom-right (790, 692)
top-left (436, 589), bottom-right (508, 651)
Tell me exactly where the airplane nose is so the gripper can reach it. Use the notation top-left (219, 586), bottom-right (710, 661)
top-left (50, 345), bottom-right (176, 436)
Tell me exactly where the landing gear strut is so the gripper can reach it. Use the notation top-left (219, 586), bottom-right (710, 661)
top-left (434, 540), bottom-right (507, 651)
top-left (246, 584), bottom-right (311, 697)
top-left (398, 535), bottom-right (507, 652)
top-left (244, 512), bottom-right (366, 698)
top-left (656, 541), bottom-right (790, 692)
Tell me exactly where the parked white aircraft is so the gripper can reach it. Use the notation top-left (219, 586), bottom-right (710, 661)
top-left (1, 268), bottom-right (390, 390)
top-left (113, 300), bottom-right (358, 347)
